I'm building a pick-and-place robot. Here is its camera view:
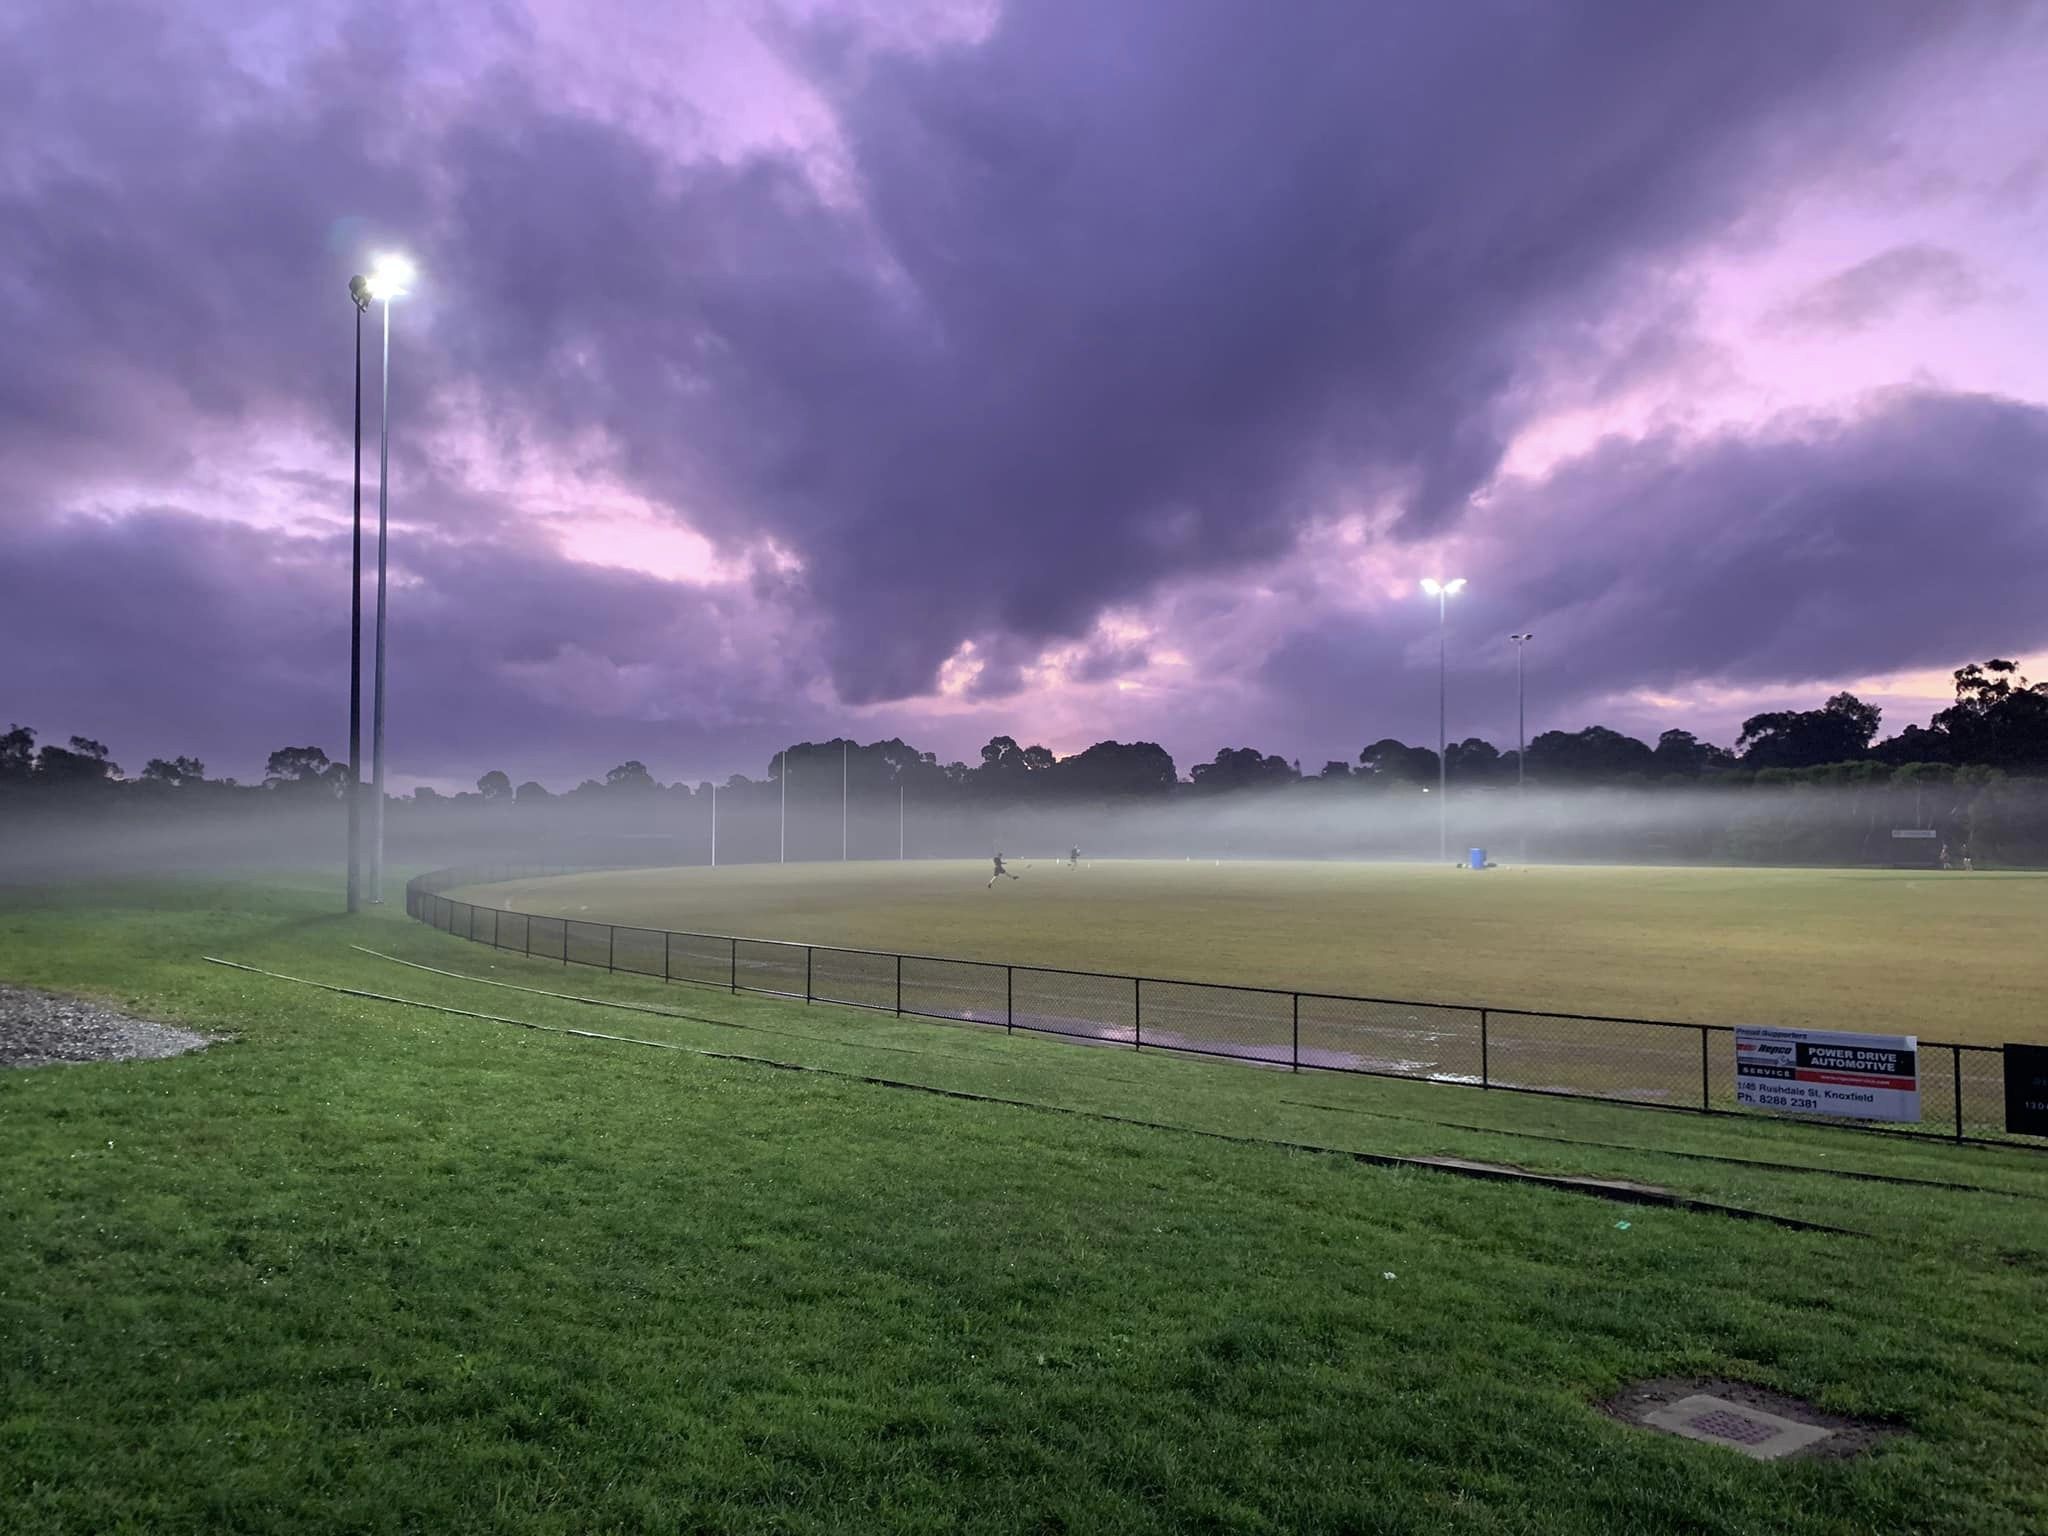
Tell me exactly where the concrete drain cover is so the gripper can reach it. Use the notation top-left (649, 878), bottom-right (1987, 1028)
top-left (1643, 1395), bottom-right (1834, 1460)
top-left (1603, 1378), bottom-right (1892, 1462)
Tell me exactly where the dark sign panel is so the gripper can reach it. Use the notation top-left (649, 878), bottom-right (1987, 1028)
top-left (2005, 1044), bottom-right (2048, 1138)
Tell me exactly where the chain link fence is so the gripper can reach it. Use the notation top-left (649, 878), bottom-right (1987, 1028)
top-left (406, 866), bottom-right (2039, 1147)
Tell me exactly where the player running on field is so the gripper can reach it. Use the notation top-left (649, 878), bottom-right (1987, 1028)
top-left (1068, 846), bottom-right (1081, 868)
top-left (987, 852), bottom-right (1020, 888)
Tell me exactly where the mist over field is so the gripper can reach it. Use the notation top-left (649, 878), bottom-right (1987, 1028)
top-left (7, 770), bottom-right (2033, 887)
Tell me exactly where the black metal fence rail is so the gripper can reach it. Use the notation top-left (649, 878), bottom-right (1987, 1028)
top-left (405, 865), bottom-right (2032, 1147)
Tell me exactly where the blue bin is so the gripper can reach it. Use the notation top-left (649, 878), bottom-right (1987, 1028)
top-left (1468, 848), bottom-right (1487, 870)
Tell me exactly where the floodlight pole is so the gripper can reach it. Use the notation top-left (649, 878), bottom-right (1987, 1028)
top-left (779, 751), bottom-right (786, 863)
top-left (898, 782), bottom-right (904, 860)
top-left (842, 739), bottom-right (848, 862)
top-left (710, 781), bottom-right (717, 868)
top-left (346, 281), bottom-right (367, 914)
top-left (1511, 633), bottom-right (1533, 862)
top-left (1435, 586), bottom-right (1448, 862)
top-left (369, 294), bottom-right (392, 903)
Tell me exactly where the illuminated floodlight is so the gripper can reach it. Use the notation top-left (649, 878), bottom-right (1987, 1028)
top-left (1420, 576), bottom-right (1466, 597)
top-left (365, 253), bottom-right (416, 301)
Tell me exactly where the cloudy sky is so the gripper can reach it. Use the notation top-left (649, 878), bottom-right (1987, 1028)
top-left (6, 0), bottom-right (2046, 789)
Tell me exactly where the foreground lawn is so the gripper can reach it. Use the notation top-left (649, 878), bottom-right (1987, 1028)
top-left (458, 860), bottom-right (2048, 1044)
top-left (3, 874), bottom-right (2046, 1534)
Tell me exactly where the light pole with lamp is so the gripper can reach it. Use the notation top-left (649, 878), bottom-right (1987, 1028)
top-left (365, 252), bottom-right (414, 904)
top-left (345, 274), bottom-right (371, 913)
top-left (1420, 577), bottom-right (1465, 862)
top-left (1510, 633), bottom-right (1533, 861)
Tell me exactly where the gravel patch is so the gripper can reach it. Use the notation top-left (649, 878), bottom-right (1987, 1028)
top-left (0, 984), bottom-right (213, 1070)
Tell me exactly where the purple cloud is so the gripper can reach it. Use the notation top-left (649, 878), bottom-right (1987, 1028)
top-left (2, 0), bottom-right (2045, 787)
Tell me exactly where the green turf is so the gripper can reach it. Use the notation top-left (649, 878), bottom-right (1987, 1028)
top-left (3, 874), bottom-right (2047, 1534)
top-left (458, 860), bottom-right (2048, 1045)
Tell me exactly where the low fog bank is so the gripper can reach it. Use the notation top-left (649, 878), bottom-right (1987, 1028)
top-left (8, 773), bottom-right (2037, 888)
top-left (446, 778), bottom-right (2021, 871)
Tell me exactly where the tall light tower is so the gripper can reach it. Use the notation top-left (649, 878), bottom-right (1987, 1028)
top-left (345, 274), bottom-right (371, 913)
top-left (842, 739), bottom-right (848, 862)
top-left (779, 750), bottom-right (787, 864)
top-left (1420, 577), bottom-right (1466, 862)
top-left (1510, 633), bottom-right (1534, 862)
top-left (365, 252), bottom-right (414, 904)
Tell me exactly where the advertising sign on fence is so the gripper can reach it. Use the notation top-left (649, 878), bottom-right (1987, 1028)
top-left (1734, 1026), bottom-right (1920, 1122)
top-left (2005, 1044), bottom-right (2048, 1137)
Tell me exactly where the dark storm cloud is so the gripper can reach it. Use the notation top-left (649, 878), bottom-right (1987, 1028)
top-left (1495, 388), bottom-right (2048, 692)
top-left (1253, 388), bottom-right (2048, 755)
top-left (0, 508), bottom-right (812, 783)
top-left (0, 5), bottom-right (437, 486)
top-left (2, 0), bottom-right (2040, 781)
top-left (421, 0), bottom-right (1973, 703)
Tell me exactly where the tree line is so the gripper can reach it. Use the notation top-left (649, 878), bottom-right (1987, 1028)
top-left (6, 659), bottom-right (2048, 865)
top-left (8, 657), bottom-right (2045, 801)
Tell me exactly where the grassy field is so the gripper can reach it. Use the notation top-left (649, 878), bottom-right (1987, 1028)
top-left (3, 873), bottom-right (2047, 1533)
top-left (456, 860), bottom-right (2048, 1046)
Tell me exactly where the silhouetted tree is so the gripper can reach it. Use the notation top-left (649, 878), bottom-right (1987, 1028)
top-left (141, 756), bottom-right (206, 786)
top-left (477, 770), bottom-right (513, 801)
top-left (39, 736), bottom-right (121, 784)
top-left (1651, 730), bottom-right (1732, 777)
top-left (1738, 693), bottom-right (1881, 769)
top-left (1929, 660), bottom-right (2048, 770)
top-left (1358, 739), bottom-right (1437, 783)
top-left (1049, 740), bottom-right (1178, 798)
top-left (1526, 726), bottom-right (1654, 782)
top-left (1444, 738), bottom-right (1501, 782)
top-left (604, 760), bottom-right (656, 793)
top-left (0, 724), bottom-right (35, 782)
top-left (1190, 747), bottom-right (1297, 793)
top-left (514, 780), bottom-right (552, 803)
top-left (264, 745), bottom-right (341, 796)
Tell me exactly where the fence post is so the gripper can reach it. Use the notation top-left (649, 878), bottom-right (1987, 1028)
top-left (1134, 977), bottom-right (1142, 1051)
top-left (664, 931), bottom-right (673, 982)
top-left (1292, 993), bottom-right (1300, 1072)
top-left (730, 937), bottom-right (738, 994)
top-left (1006, 965), bottom-right (1014, 1032)
top-left (805, 947), bottom-right (813, 1004)
top-left (607, 926), bottom-right (616, 973)
top-left (523, 916), bottom-right (531, 959)
top-left (1700, 1029), bottom-right (1711, 1110)
top-left (492, 908), bottom-right (500, 949)
top-left (1953, 1044), bottom-right (1964, 1143)
top-left (895, 954), bottom-right (903, 1017)
top-left (1480, 1009), bottom-right (1489, 1089)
